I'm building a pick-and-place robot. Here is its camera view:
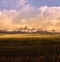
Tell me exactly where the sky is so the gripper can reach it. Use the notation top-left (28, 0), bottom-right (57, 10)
top-left (0, 0), bottom-right (60, 32)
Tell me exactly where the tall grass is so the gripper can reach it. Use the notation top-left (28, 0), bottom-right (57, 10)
top-left (0, 34), bottom-right (60, 62)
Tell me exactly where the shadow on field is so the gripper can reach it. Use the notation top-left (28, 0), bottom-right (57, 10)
top-left (0, 36), bottom-right (60, 62)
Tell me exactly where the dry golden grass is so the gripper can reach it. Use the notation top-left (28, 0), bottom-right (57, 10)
top-left (0, 34), bottom-right (60, 38)
top-left (0, 34), bottom-right (60, 62)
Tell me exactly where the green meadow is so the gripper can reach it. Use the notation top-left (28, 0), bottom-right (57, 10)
top-left (0, 34), bottom-right (60, 62)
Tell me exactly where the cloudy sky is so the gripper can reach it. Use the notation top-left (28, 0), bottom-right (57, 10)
top-left (0, 0), bottom-right (60, 31)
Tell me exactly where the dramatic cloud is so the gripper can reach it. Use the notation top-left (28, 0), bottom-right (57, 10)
top-left (0, 5), bottom-right (60, 32)
top-left (31, 6), bottom-right (60, 31)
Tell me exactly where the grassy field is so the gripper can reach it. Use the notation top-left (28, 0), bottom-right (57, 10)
top-left (0, 34), bottom-right (60, 62)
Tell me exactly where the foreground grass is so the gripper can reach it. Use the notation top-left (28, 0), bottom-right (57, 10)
top-left (0, 34), bottom-right (60, 62)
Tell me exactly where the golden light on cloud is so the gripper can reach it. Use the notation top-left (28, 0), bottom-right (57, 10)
top-left (0, 6), bottom-right (60, 32)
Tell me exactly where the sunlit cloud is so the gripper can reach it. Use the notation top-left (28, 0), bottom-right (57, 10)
top-left (0, 4), bottom-right (60, 32)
